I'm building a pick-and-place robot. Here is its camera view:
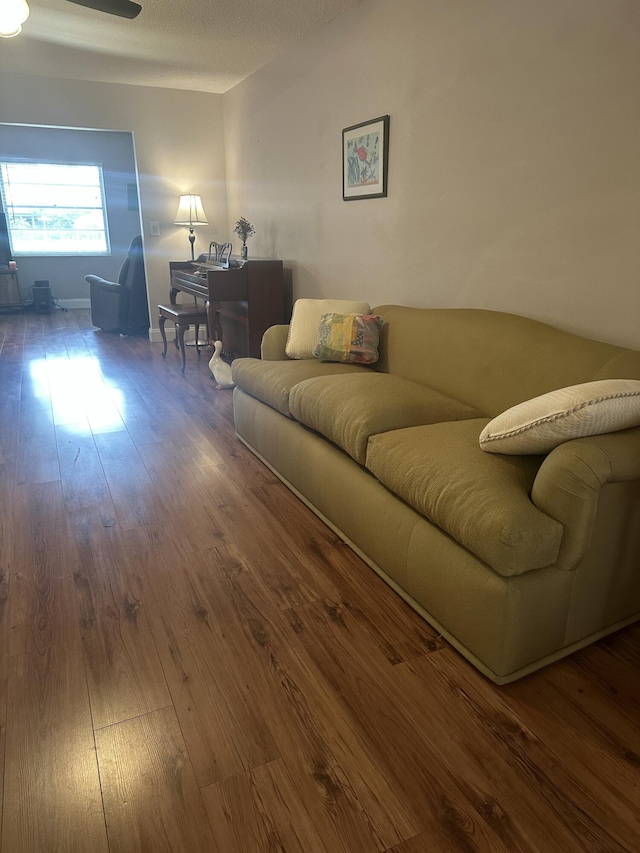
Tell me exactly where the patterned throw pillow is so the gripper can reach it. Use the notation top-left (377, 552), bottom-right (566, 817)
top-left (285, 299), bottom-right (370, 359)
top-left (313, 313), bottom-right (383, 364)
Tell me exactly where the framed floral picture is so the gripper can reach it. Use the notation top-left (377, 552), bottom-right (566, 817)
top-left (342, 115), bottom-right (390, 201)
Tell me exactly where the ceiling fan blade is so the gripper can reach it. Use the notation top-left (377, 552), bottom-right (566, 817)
top-left (66, 0), bottom-right (142, 19)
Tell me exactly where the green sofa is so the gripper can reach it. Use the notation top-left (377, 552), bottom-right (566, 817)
top-left (231, 306), bottom-right (640, 683)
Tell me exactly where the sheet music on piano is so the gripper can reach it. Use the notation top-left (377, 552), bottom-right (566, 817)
top-left (191, 260), bottom-right (226, 277)
top-left (192, 250), bottom-right (242, 276)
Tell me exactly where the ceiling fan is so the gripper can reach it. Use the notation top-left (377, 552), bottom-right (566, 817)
top-left (0, 0), bottom-right (141, 38)
top-left (66, 0), bottom-right (142, 18)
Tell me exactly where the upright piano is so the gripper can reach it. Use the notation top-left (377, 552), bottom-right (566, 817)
top-left (169, 258), bottom-right (287, 359)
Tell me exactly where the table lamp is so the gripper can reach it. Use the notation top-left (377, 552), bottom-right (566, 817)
top-left (174, 194), bottom-right (209, 259)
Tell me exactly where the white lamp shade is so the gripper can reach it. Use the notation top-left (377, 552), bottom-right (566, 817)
top-left (174, 194), bottom-right (209, 226)
top-left (0, 0), bottom-right (29, 37)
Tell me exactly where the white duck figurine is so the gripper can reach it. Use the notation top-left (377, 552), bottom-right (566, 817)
top-left (208, 341), bottom-right (235, 390)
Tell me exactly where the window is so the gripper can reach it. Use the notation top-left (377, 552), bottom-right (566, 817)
top-left (0, 161), bottom-right (110, 255)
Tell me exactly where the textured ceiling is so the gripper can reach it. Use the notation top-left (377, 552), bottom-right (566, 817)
top-left (0, 0), bottom-right (361, 94)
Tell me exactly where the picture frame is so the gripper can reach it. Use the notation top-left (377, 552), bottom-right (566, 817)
top-left (342, 114), bottom-right (390, 201)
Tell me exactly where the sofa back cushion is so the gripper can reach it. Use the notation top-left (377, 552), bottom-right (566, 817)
top-left (373, 306), bottom-right (636, 417)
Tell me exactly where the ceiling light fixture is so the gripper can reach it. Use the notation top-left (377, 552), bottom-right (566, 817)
top-left (0, 0), bottom-right (29, 38)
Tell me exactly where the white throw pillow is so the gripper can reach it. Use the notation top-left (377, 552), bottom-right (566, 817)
top-left (285, 299), bottom-right (370, 359)
top-left (479, 379), bottom-right (640, 455)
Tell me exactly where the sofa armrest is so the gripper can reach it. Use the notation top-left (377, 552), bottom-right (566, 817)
top-left (531, 426), bottom-right (640, 571)
top-left (261, 324), bottom-right (291, 360)
top-left (86, 275), bottom-right (123, 295)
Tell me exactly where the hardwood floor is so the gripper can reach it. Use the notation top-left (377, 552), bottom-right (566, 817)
top-left (0, 307), bottom-right (639, 852)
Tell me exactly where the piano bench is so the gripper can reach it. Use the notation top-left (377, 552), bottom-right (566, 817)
top-left (158, 303), bottom-right (209, 373)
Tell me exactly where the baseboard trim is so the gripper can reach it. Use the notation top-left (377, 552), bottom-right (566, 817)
top-left (148, 327), bottom-right (205, 345)
top-left (57, 298), bottom-right (91, 309)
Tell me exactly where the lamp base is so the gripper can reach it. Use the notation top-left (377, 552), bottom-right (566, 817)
top-left (189, 229), bottom-right (195, 260)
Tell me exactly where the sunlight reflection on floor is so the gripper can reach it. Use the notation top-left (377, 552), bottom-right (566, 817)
top-left (28, 355), bottom-right (125, 433)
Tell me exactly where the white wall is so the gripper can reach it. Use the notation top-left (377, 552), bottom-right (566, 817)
top-left (2, 1), bottom-right (639, 348)
top-left (223, 0), bottom-right (640, 349)
top-left (0, 72), bottom-right (227, 329)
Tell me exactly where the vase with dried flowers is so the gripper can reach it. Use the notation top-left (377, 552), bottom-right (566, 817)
top-left (234, 217), bottom-right (255, 260)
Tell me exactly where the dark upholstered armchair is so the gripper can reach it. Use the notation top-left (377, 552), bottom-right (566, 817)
top-left (86, 235), bottom-right (149, 335)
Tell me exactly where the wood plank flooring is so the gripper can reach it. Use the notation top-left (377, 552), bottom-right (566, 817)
top-left (0, 307), bottom-right (639, 852)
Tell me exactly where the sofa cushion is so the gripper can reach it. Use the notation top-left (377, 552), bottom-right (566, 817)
top-left (289, 373), bottom-right (479, 465)
top-left (366, 419), bottom-right (563, 576)
top-left (231, 357), bottom-right (372, 417)
top-left (285, 299), bottom-right (370, 359)
top-left (372, 305), bottom-right (627, 417)
top-left (479, 379), bottom-right (640, 455)
top-left (313, 313), bottom-right (383, 364)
